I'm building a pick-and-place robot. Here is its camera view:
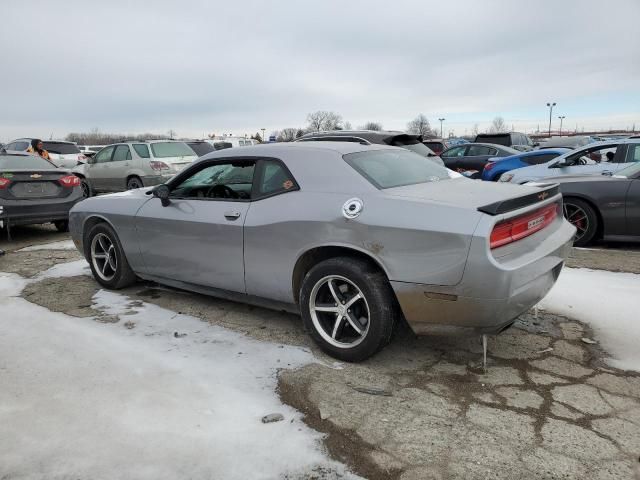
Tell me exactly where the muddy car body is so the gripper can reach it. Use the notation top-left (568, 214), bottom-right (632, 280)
top-left (69, 142), bottom-right (575, 361)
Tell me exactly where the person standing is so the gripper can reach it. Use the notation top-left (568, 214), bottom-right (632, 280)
top-left (26, 139), bottom-right (51, 161)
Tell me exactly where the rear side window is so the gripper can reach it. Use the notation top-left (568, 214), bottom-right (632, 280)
top-left (626, 145), bottom-right (640, 163)
top-left (442, 146), bottom-right (466, 157)
top-left (42, 142), bottom-right (80, 154)
top-left (475, 134), bottom-right (509, 146)
top-left (0, 154), bottom-right (57, 169)
top-left (344, 149), bottom-right (450, 189)
top-left (150, 142), bottom-right (195, 158)
top-left (522, 153), bottom-right (562, 165)
top-left (187, 142), bottom-right (215, 156)
top-left (467, 145), bottom-right (493, 156)
top-left (133, 144), bottom-right (150, 158)
top-left (257, 160), bottom-right (298, 197)
top-left (112, 145), bottom-right (132, 161)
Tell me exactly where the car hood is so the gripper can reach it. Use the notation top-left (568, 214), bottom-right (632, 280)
top-left (384, 178), bottom-right (542, 210)
top-left (536, 174), bottom-right (620, 184)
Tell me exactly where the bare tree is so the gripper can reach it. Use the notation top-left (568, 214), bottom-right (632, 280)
top-left (471, 124), bottom-right (479, 137)
top-left (361, 121), bottom-right (383, 131)
top-left (251, 132), bottom-right (263, 143)
top-left (306, 110), bottom-right (343, 132)
top-left (277, 128), bottom-right (298, 142)
top-left (167, 129), bottom-right (177, 139)
top-left (343, 121), bottom-right (353, 130)
top-left (295, 128), bottom-right (305, 139)
top-left (489, 117), bottom-right (508, 133)
top-left (406, 114), bottom-right (435, 137)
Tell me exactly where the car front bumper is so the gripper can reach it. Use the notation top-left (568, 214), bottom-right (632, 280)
top-left (391, 217), bottom-right (575, 336)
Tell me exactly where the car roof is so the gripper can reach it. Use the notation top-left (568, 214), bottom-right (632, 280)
top-left (299, 130), bottom-right (411, 143)
top-left (9, 138), bottom-right (75, 145)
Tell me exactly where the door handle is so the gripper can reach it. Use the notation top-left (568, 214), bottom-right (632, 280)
top-left (224, 211), bottom-right (241, 220)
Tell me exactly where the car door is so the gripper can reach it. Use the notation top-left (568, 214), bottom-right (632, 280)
top-left (134, 158), bottom-right (255, 292)
top-left (86, 145), bottom-right (115, 192)
top-left (109, 144), bottom-right (132, 191)
top-left (440, 145), bottom-right (468, 170)
top-left (553, 144), bottom-right (625, 177)
top-left (459, 145), bottom-right (496, 173)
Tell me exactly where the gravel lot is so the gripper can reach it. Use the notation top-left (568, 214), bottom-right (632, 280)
top-left (1, 225), bottom-right (639, 479)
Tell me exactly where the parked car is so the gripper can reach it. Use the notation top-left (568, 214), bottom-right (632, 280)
top-left (4, 138), bottom-right (87, 168)
top-left (537, 135), bottom-right (595, 150)
top-left (209, 137), bottom-right (255, 148)
top-left (539, 152), bottom-right (640, 246)
top-left (76, 140), bottom-right (197, 196)
top-left (481, 149), bottom-right (571, 181)
top-left (204, 140), bottom-right (234, 151)
top-left (296, 130), bottom-right (444, 165)
top-left (0, 149), bottom-right (82, 234)
top-left (186, 140), bottom-right (216, 157)
top-left (498, 139), bottom-right (640, 184)
top-left (474, 132), bottom-right (534, 151)
top-left (69, 142), bottom-right (574, 362)
top-left (422, 138), bottom-right (449, 155)
top-left (440, 143), bottom-right (519, 177)
top-left (79, 145), bottom-right (106, 158)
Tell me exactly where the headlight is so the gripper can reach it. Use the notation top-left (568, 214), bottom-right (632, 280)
top-left (499, 173), bottom-right (514, 182)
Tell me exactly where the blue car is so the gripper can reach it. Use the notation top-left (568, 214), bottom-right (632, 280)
top-left (481, 148), bottom-right (571, 181)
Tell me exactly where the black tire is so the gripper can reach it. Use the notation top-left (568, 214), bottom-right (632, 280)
top-left (84, 222), bottom-right (137, 289)
top-left (80, 178), bottom-right (92, 198)
top-left (127, 176), bottom-right (144, 190)
top-left (300, 257), bottom-right (397, 362)
top-left (563, 198), bottom-right (598, 247)
top-left (54, 220), bottom-right (69, 232)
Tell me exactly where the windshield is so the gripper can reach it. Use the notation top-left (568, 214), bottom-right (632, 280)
top-left (0, 154), bottom-right (58, 169)
top-left (344, 149), bottom-right (451, 189)
top-left (43, 142), bottom-right (80, 154)
top-left (150, 142), bottom-right (196, 158)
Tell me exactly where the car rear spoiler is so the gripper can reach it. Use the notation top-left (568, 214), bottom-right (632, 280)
top-left (477, 184), bottom-right (560, 215)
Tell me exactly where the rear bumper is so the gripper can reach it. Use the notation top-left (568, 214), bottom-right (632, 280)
top-left (0, 194), bottom-right (82, 227)
top-left (391, 217), bottom-right (575, 336)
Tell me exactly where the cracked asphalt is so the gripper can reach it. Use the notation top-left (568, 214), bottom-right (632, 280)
top-left (1, 225), bottom-right (639, 479)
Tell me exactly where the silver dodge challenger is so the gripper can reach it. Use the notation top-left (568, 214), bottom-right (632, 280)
top-left (69, 142), bottom-right (575, 361)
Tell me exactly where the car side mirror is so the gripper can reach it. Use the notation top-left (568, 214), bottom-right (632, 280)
top-left (601, 170), bottom-right (613, 176)
top-left (153, 184), bottom-right (171, 207)
top-left (549, 161), bottom-right (568, 168)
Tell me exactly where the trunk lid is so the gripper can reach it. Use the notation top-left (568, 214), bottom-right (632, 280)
top-left (160, 155), bottom-right (198, 173)
top-left (384, 177), bottom-right (558, 214)
top-left (0, 169), bottom-right (72, 199)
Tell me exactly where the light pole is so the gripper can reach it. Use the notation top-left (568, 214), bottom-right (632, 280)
top-left (438, 118), bottom-right (445, 138)
top-left (261, 128), bottom-right (266, 143)
top-left (546, 102), bottom-right (556, 137)
top-left (558, 115), bottom-right (565, 136)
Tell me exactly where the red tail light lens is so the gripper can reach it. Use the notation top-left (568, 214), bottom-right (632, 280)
top-left (59, 175), bottom-right (81, 188)
top-left (490, 203), bottom-right (558, 249)
top-left (484, 162), bottom-right (496, 171)
top-left (78, 154), bottom-right (88, 161)
top-left (0, 177), bottom-right (10, 189)
top-left (149, 161), bottom-right (171, 172)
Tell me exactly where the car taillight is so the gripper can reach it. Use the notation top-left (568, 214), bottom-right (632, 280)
top-left (490, 203), bottom-right (558, 249)
top-left (59, 175), bottom-right (81, 188)
top-left (149, 161), bottom-right (170, 172)
top-left (0, 178), bottom-right (10, 189)
top-left (78, 154), bottom-right (88, 161)
top-left (484, 162), bottom-right (496, 171)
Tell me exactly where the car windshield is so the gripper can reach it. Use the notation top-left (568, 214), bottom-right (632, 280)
top-left (150, 142), bottom-right (196, 158)
top-left (344, 149), bottom-right (451, 189)
top-left (43, 142), bottom-right (80, 154)
top-left (187, 142), bottom-right (215, 156)
top-left (615, 162), bottom-right (640, 178)
top-left (0, 154), bottom-right (57, 169)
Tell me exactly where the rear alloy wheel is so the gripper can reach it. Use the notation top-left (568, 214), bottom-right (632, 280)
top-left (563, 198), bottom-right (598, 247)
top-left (300, 257), bottom-right (397, 362)
top-left (127, 176), bottom-right (143, 190)
top-left (54, 220), bottom-right (69, 232)
top-left (80, 179), bottom-right (92, 198)
top-left (85, 223), bottom-right (136, 289)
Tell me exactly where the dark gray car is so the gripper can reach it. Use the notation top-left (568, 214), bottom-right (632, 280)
top-left (440, 143), bottom-right (519, 177)
top-left (542, 151), bottom-right (640, 246)
top-left (69, 142), bottom-right (574, 361)
top-left (297, 130), bottom-right (444, 166)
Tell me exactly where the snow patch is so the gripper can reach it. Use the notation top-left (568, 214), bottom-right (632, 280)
top-left (539, 267), bottom-right (640, 372)
top-left (0, 265), bottom-right (357, 479)
top-left (34, 259), bottom-right (91, 280)
top-left (18, 239), bottom-right (77, 251)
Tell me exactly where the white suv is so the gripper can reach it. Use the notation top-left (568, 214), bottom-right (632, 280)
top-left (76, 140), bottom-right (197, 196)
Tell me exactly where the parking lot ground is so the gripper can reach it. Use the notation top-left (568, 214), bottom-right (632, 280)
top-left (1, 228), bottom-right (639, 480)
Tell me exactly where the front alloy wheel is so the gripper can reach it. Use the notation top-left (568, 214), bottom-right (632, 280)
top-left (563, 198), bottom-right (597, 247)
top-left (85, 223), bottom-right (137, 289)
top-left (91, 232), bottom-right (118, 282)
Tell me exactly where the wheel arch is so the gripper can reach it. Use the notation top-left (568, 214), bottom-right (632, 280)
top-left (125, 173), bottom-right (144, 188)
top-left (562, 194), bottom-right (605, 240)
top-left (81, 215), bottom-right (118, 259)
top-left (292, 244), bottom-right (392, 305)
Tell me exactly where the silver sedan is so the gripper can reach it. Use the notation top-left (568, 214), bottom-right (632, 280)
top-left (69, 142), bottom-right (575, 361)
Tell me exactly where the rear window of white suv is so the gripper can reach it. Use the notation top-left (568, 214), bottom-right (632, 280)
top-left (150, 142), bottom-right (195, 158)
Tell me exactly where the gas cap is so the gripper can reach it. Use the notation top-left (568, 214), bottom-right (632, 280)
top-left (342, 198), bottom-right (364, 219)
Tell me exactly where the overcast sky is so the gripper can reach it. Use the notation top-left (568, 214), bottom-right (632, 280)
top-left (2, 0), bottom-right (639, 141)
